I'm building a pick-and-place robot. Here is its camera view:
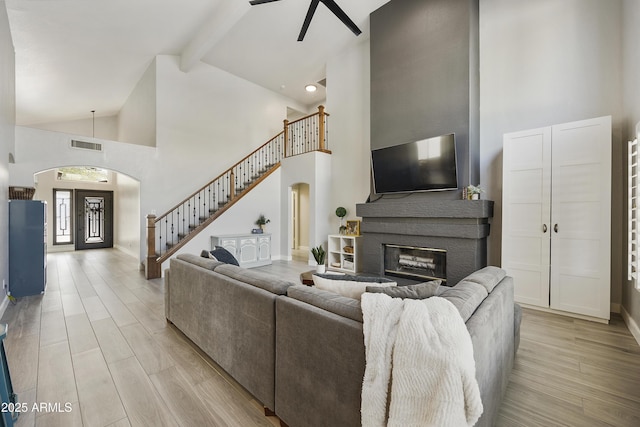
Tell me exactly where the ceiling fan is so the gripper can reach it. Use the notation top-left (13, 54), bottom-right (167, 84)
top-left (249, 0), bottom-right (362, 42)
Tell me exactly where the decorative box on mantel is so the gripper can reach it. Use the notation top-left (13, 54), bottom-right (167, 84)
top-left (356, 200), bottom-right (493, 286)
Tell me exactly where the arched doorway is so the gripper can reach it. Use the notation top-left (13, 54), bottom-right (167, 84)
top-left (33, 166), bottom-right (141, 258)
top-left (290, 183), bottom-right (310, 263)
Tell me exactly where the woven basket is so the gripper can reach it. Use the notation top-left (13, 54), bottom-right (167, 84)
top-left (9, 186), bottom-right (36, 200)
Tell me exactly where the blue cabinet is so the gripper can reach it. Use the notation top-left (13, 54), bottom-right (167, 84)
top-left (9, 200), bottom-right (47, 298)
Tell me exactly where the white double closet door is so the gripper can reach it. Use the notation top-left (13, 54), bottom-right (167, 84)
top-left (502, 116), bottom-right (611, 320)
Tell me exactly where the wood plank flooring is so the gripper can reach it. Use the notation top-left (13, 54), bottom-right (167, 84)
top-left (0, 249), bottom-right (638, 426)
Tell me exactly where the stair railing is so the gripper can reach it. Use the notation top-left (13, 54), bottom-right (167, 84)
top-left (146, 105), bottom-right (329, 278)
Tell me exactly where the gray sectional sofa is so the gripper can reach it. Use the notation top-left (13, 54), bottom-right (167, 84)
top-left (165, 254), bottom-right (521, 427)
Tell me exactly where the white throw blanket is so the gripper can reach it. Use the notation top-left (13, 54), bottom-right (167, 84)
top-left (361, 294), bottom-right (483, 427)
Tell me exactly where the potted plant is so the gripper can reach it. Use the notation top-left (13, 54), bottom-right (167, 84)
top-left (255, 214), bottom-right (270, 231)
top-left (336, 206), bottom-right (347, 234)
top-left (311, 245), bottom-right (326, 273)
top-left (466, 185), bottom-right (483, 200)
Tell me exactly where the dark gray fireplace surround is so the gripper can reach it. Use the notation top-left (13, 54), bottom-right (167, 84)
top-left (356, 200), bottom-right (493, 286)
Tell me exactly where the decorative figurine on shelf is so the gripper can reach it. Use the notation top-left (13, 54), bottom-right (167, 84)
top-left (465, 185), bottom-right (483, 200)
top-left (336, 206), bottom-right (347, 234)
top-left (255, 214), bottom-right (270, 232)
top-left (345, 220), bottom-right (360, 236)
top-left (311, 245), bottom-right (326, 273)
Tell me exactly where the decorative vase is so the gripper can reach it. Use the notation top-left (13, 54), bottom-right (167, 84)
top-left (471, 194), bottom-right (479, 200)
top-left (316, 264), bottom-right (326, 274)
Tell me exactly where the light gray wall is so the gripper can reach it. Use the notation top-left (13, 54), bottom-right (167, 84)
top-left (326, 40), bottom-right (372, 228)
top-left (370, 0), bottom-right (479, 194)
top-left (622, 0), bottom-right (640, 328)
top-left (29, 115), bottom-right (119, 141)
top-left (479, 0), bottom-right (624, 306)
top-left (118, 59), bottom-right (156, 147)
top-left (0, 2), bottom-right (14, 295)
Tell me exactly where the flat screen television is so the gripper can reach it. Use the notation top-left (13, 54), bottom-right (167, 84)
top-left (371, 133), bottom-right (458, 194)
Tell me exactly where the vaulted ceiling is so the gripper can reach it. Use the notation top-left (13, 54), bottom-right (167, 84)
top-left (6, 0), bottom-right (389, 126)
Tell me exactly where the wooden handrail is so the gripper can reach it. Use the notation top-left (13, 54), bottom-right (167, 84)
top-left (287, 105), bottom-right (330, 126)
top-left (155, 164), bottom-right (281, 265)
top-left (154, 131), bottom-right (283, 224)
top-left (146, 105), bottom-right (330, 278)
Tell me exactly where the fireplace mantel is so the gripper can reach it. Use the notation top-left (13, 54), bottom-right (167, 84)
top-left (356, 200), bottom-right (493, 286)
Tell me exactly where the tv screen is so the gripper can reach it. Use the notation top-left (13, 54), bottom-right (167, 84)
top-left (371, 134), bottom-right (458, 194)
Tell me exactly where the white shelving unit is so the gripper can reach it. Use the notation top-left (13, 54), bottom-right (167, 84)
top-left (327, 234), bottom-right (362, 274)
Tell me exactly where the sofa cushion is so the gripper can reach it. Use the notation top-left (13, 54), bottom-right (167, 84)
top-left (209, 246), bottom-right (240, 266)
top-left (462, 266), bottom-right (506, 293)
top-left (312, 273), bottom-right (396, 300)
top-left (366, 279), bottom-right (441, 299)
top-left (287, 285), bottom-right (363, 323)
top-left (214, 264), bottom-right (293, 295)
top-left (437, 280), bottom-right (488, 322)
top-left (177, 253), bottom-right (225, 271)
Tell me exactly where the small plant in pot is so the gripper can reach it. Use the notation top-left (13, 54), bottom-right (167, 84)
top-left (255, 214), bottom-right (270, 231)
top-left (336, 206), bottom-right (347, 234)
top-left (311, 245), bottom-right (326, 274)
top-left (466, 185), bottom-right (483, 200)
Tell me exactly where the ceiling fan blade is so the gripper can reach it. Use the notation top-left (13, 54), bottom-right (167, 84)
top-left (297, 0), bottom-right (320, 41)
top-left (249, 0), bottom-right (281, 5)
top-left (320, 0), bottom-right (362, 36)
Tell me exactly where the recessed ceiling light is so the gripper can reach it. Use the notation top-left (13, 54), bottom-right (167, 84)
top-left (305, 84), bottom-right (317, 93)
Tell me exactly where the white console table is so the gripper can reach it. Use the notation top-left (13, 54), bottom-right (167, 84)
top-left (211, 233), bottom-right (272, 268)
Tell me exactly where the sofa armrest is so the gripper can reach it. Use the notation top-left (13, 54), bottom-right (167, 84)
top-left (276, 296), bottom-right (365, 427)
top-left (164, 268), bottom-right (170, 320)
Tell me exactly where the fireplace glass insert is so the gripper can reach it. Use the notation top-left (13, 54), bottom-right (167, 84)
top-left (384, 244), bottom-right (446, 283)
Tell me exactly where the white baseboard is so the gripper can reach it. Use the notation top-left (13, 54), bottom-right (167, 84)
top-left (611, 303), bottom-right (621, 314)
top-left (516, 302), bottom-right (610, 324)
top-left (0, 295), bottom-right (9, 319)
top-left (621, 306), bottom-right (640, 346)
top-left (113, 244), bottom-right (139, 260)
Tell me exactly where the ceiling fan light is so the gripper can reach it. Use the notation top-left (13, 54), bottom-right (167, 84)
top-left (305, 84), bottom-right (317, 92)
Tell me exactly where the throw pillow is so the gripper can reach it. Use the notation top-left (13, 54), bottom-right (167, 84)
top-left (312, 273), bottom-right (396, 300)
top-left (366, 279), bottom-right (441, 299)
top-left (209, 246), bottom-right (239, 266)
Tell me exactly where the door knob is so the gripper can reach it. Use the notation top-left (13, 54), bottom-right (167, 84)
top-left (554, 224), bottom-right (558, 233)
top-left (542, 224), bottom-right (548, 233)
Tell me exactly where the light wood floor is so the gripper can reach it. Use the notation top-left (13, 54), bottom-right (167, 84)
top-left (1, 249), bottom-right (639, 427)
top-left (497, 308), bottom-right (640, 427)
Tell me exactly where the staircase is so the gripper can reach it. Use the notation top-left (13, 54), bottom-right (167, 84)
top-left (145, 106), bottom-right (329, 278)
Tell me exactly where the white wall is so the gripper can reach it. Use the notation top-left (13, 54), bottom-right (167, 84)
top-left (29, 115), bottom-right (119, 141)
top-left (118, 59), bottom-right (156, 147)
top-left (298, 183), bottom-right (310, 248)
top-left (479, 0), bottom-right (624, 305)
top-left (113, 173), bottom-right (140, 259)
top-left (280, 151), bottom-right (332, 264)
top-left (0, 1), bottom-right (14, 296)
top-left (325, 40), bottom-right (372, 230)
top-left (622, 0), bottom-right (640, 333)
top-left (151, 55), bottom-right (306, 216)
top-left (10, 126), bottom-right (156, 261)
top-left (11, 54), bottom-right (309, 264)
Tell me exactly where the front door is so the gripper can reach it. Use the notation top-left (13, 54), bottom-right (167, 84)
top-left (75, 190), bottom-right (113, 250)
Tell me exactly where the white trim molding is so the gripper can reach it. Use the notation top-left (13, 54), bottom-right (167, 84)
top-left (621, 305), bottom-right (640, 346)
top-left (0, 296), bottom-right (9, 320)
